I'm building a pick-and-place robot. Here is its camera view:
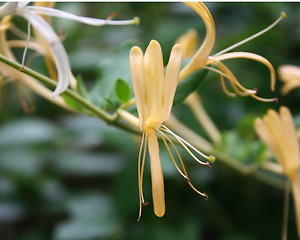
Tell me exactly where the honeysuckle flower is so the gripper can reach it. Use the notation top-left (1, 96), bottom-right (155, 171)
top-left (129, 39), bottom-right (215, 220)
top-left (254, 107), bottom-right (300, 237)
top-left (0, 14), bottom-right (71, 110)
top-left (0, 2), bottom-right (138, 98)
top-left (175, 28), bottom-right (198, 59)
top-left (278, 65), bottom-right (300, 95)
top-left (178, 3), bottom-right (285, 102)
top-left (174, 26), bottom-right (221, 145)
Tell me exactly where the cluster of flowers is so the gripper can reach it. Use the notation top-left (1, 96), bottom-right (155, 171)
top-left (0, 1), bottom-right (299, 237)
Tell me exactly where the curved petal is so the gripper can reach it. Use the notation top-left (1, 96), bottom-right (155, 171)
top-left (161, 44), bottom-right (183, 122)
top-left (211, 52), bottom-right (276, 91)
top-left (0, 2), bottom-right (18, 17)
top-left (130, 46), bottom-right (146, 129)
top-left (179, 2), bottom-right (216, 81)
top-left (21, 11), bottom-right (71, 97)
top-left (26, 6), bottom-right (138, 26)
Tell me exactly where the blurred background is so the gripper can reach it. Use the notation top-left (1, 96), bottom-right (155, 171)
top-left (1, 2), bottom-right (300, 240)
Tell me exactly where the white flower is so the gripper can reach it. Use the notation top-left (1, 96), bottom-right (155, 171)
top-left (0, 2), bottom-right (138, 98)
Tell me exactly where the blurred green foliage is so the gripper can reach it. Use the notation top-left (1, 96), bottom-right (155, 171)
top-left (1, 2), bottom-right (300, 240)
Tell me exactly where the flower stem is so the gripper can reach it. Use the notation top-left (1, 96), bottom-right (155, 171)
top-left (0, 53), bottom-right (140, 134)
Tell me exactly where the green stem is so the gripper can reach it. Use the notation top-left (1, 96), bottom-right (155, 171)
top-left (0, 54), bottom-right (140, 134)
top-left (0, 54), bottom-right (287, 190)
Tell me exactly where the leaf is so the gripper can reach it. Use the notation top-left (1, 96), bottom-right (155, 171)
top-left (62, 94), bottom-right (84, 112)
top-left (115, 78), bottom-right (131, 103)
top-left (173, 67), bottom-right (208, 107)
top-left (88, 42), bottom-right (135, 109)
top-left (76, 75), bottom-right (88, 97)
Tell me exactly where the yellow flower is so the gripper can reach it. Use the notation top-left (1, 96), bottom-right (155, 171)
top-left (254, 106), bottom-right (300, 237)
top-left (178, 3), bottom-right (285, 102)
top-left (130, 40), bottom-right (214, 220)
top-left (175, 28), bottom-right (198, 58)
top-left (278, 65), bottom-right (300, 95)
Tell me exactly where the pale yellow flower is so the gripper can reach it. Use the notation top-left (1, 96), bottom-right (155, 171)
top-left (129, 40), bottom-right (214, 220)
top-left (175, 28), bottom-right (198, 58)
top-left (178, 3), bottom-right (285, 102)
top-left (278, 65), bottom-right (300, 95)
top-left (254, 107), bottom-right (300, 237)
top-left (175, 25), bottom-right (221, 145)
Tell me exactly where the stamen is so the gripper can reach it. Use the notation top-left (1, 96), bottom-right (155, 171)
top-left (158, 130), bottom-right (191, 181)
top-left (220, 72), bottom-right (237, 97)
top-left (205, 62), bottom-right (261, 97)
top-left (137, 133), bottom-right (148, 222)
top-left (157, 129), bottom-right (207, 199)
top-left (161, 125), bottom-right (213, 166)
top-left (203, 193), bottom-right (209, 200)
top-left (213, 12), bottom-right (286, 57)
top-left (15, 83), bottom-right (35, 114)
top-left (20, 21), bottom-right (31, 71)
top-left (107, 12), bottom-right (117, 20)
top-left (210, 58), bottom-right (276, 102)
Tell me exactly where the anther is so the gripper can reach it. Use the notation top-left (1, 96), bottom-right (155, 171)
top-left (142, 201), bottom-right (149, 206)
top-left (107, 12), bottom-right (117, 20)
top-left (19, 66), bottom-right (24, 71)
top-left (273, 97), bottom-right (278, 104)
top-left (137, 214), bottom-right (141, 222)
top-left (208, 155), bottom-right (216, 164)
top-left (184, 176), bottom-right (191, 182)
top-left (253, 88), bottom-right (258, 94)
top-left (281, 12), bottom-right (287, 18)
top-left (203, 193), bottom-right (209, 200)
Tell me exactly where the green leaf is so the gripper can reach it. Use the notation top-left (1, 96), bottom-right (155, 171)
top-left (76, 75), bottom-right (88, 97)
top-left (62, 94), bottom-right (84, 112)
top-left (173, 67), bottom-right (208, 107)
top-left (89, 42), bottom-right (135, 109)
top-left (115, 78), bottom-right (131, 103)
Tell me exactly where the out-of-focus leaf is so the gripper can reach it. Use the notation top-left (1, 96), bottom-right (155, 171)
top-left (173, 68), bottom-right (208, 107)
top-left (0, 202), bottom-right (24, 222)
top-left (89, 42), bottom-right (135, 109)
top-left (52, 151), bottom-right (124, 176)
top-left (54, 220), bottom-right (118, 240)
top-left (115, 78), bottom-right (131, 103)
top-left (0, 148), bottom-right (44, 176)
top-left (54, 193), bottom-right (119, 240)
top-left (293, 114), bottom-right (300, 128)
top-left (0, 118), bottom-right (56, 146)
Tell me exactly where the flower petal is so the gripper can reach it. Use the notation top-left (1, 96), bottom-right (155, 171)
top-left (179, 2), bottom-right (216, 80)
top-left (161, 44), bottom-right (183, 122)
top-left (26, 6), bottom-right (137, 26)
top-left (21, 11), bottom-right (71, 97)
top-left (130, 46), bottom-right (147, 129)
top-left (147, 128), bottom-right (165, 217)
top-left (144, 40), bottom-right (165, 120)
top-left (0, 2), bottom-right (18, 17)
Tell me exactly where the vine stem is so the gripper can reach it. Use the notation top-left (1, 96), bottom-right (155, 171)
top-left (0, 54), bottom-right (288, 189)
top-left (0, 54), bottom-right (140, 134)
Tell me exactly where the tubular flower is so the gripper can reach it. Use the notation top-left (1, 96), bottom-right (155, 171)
top-left (0, 2), bottom-right (138, 97)
top-left (0, 13), bottom-right (71, 110)
top-left (254, 107), bottom-right (300, 237)
top-left (174, 26), bottom-right (221, 146)
top-left (278, 65), bottom-right (300, 95)
top-left (130, 40), bottom-right (214, 220)
top-left (178, 2), bottom-right (285, 102)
